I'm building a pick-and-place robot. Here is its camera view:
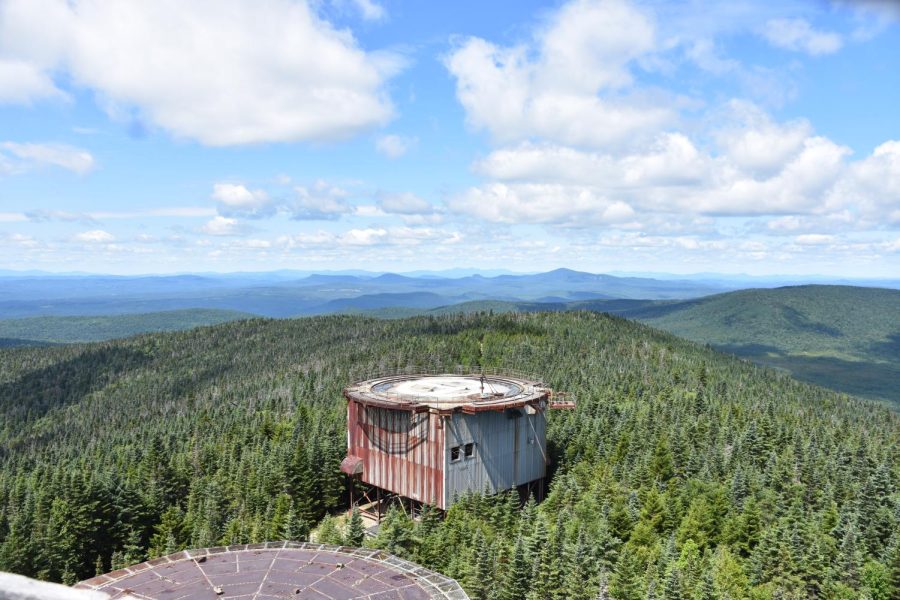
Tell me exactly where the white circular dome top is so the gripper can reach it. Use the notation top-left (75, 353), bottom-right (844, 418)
top-left (382, 375), bottom-right (514, 399)
top-left (345, 373), bottom-right (548, 412)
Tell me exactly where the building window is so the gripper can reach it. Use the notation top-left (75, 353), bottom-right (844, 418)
top-left (451, 446), bottom-right (460, 462)
top-left (464, 443), bottom-right (475, 458)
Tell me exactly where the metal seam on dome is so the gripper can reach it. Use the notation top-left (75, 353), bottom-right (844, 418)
top-left (77, 542), bottom-right (468, 599)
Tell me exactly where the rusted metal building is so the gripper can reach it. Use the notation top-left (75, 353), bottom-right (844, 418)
top-left (340, 370), bottom-right (573, 512)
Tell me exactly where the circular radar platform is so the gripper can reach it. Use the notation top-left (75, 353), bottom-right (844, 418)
top-left (76, 541), bottom-right (469, 600)
top-left (344, 373), bottom-right (549, 412)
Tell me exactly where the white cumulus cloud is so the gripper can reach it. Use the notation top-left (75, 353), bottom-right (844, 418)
top-left (442, 0), bottom-right (900, 256)
top-left (212, 183), bottom-right (273, 217)
top-left (795, 234), bottom-right (835, 245)
top-left (348, 0), bottom-right (385, 21)
top-left (212, 184), bottom-right (270, 210)
top-left (0, 0), bottom-right (400, 145)
top-left (445, 0), bottom-right (670, 149)
top-left (761, 18), bottom-right (843, 56)
top-left (453, 96), bottom-right (900, 227)
top-left (341, 227), bottom-right (388, 246)
top-left (0, 59), bottom-right (63, 103)
top-left (375, 134), bottom-right (415, 158)
top-left (451, 182), bottom-right (636, 226)
top-left (377, 192), bottom-right (434, 215)
top-left (714, 102), bottom-right (813, 177)
top-left (473, 135), bottom-right (709, 188)
top-left (73, 229), bottom-right (114, 243)
top-left (200, 216), bottom-right (245, 236)
top-left (292, 181), bottom-right (353, 220)
top-left (0, 142), bottom-right (94, 174)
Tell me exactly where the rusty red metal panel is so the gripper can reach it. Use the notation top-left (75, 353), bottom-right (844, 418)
top-left (435, 413), bottom-right (445, 509)
top-left (346, 398), bottom-right (447, 509)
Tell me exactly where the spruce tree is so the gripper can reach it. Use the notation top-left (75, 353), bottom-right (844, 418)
top-left (520, 495), bottom-right (538, 538)
top-left (316, 515), bottom-right (343, 546)
top-left (594, 514), bottom-right (621, 572)
top-left (345, 507), bottom-right (365, 547)
top-left (839, 520), bottom-right (864, 589)
top-left (267, 493), bottom-right (292, 541)
top-left (611, 550), bottom-right (644, 600)
top-left (662, 567), bottom-right (683, 600)
top-left (500, 536), bottom-right (530, 600)
top-left (887, 542), bottom-right (900, 599)
top-left (281, 506), bottom-right (310, 542)
top-left (730, 466), bottom-right (748, 508)
top-left (750, 523), bottom-right (779, 585)
top-left (121, 527), bottom-right (145, 566)
top-left (372, 507), bottom-right (413, 558)
top-left (697, 569), bottom-right (718, 600)
top-left (526, 518), bottom-right (548, 567)
top-left (565, 530), bottom-right (598, 600)
top-left (596, 571), bottom-right (612, 600)
top-left (0, 517), bottom-right (32, 576)
top-left (468, 530), bottom-right (494, 600)
top-left (645, 579), bottom-right (658, 600)
top-left (289, 443), bottom-right (317, 523)
top-left (802, 536), bottom-right (826, 598)
top-left (502, 489), bottom-right (520, 533)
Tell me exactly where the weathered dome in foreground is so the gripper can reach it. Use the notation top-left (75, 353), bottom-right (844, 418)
top-left (76, 541), bottom-right (468, 600)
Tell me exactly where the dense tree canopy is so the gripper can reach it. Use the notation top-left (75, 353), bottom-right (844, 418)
top-left (0, 312), bottom-right (897, 599)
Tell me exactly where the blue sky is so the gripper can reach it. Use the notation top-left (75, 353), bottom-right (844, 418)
top-left (0, 0), bottom-right (898, 276)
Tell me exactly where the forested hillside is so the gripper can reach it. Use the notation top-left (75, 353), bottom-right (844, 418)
top-left (0, 309), bottom-right (255, 345)
top-left (624, 285), bottom-right (900, 404)
top-left (0, 312), bottom-right (898, 599)
top-left (364, 286), bottom-right (900, 404)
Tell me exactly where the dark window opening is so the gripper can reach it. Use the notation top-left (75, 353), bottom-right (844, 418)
top-left (451, 446), bottom-right (460, 462)
top-left (464, 443), bottom-right (475, 458)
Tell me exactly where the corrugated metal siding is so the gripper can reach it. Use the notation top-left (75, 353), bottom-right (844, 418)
top-left (348, 400), bottom-right (547, 510)
top-left (443, 409), bottom-right (547, 508)
top-left (347, 400), bottom-right (444, 508)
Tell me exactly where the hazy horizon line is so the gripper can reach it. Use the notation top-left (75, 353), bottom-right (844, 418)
top-left (1, 266), bottom-right (898, 282)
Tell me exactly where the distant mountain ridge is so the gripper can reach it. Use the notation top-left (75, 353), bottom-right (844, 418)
top-left (0, 268), bottom-right (731, 319)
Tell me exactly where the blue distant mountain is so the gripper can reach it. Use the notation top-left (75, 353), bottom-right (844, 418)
top-left (0, 268), bottom-right (896, 322)
top-left (0, 268), bottom-right (732, 318)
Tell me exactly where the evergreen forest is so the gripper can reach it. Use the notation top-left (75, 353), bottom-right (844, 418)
top-left (0, 312), bottom-right (898, 599)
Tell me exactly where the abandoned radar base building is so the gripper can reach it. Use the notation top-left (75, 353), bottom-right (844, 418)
top-left (340, 370), bottom-right (574, 513)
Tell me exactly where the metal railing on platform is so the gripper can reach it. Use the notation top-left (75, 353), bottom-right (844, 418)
top-left (349, 364), bottom-right (544, 385)
top-left (345, 365), bottom-right (549, 407)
